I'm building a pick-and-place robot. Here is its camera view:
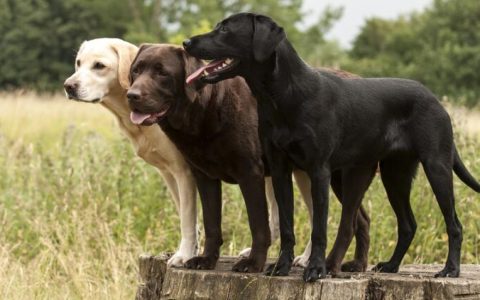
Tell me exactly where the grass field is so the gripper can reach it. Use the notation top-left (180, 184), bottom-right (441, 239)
top-left (0, 91), bottom-right (479, 299)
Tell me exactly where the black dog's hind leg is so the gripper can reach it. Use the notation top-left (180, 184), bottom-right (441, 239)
top-left (185, 168), bottom-right (222, 270)
top-left (233, 166), bottom-right (271, 272)
top-left (423, 158), bottom-right (463, 277)
top-left (303, 166), bottom-right (330, 282)
top-left (326, 166), bottom-right (376, 275)
top-left (373, 158), bottom-right (418, 273)
top-left (330, 169), bottom-right (374, 272)
top-left (265, 150), bottom-right (295, 276)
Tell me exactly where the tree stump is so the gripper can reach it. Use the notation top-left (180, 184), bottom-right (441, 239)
top-left (135, 254), bottom-right (480, 300)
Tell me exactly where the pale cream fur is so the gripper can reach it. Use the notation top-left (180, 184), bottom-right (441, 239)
top-left (64, 38), bottom-right (197, 266)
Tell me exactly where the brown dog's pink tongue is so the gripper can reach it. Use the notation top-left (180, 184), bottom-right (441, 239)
top-left (130, 111), bottom-right (152, 125)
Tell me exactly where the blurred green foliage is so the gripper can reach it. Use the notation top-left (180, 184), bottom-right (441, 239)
top-left (345, 0), bottom-right (480, 106)
top-left (0, 0), bottom-right (339, 91)
top-left (1, 0), bottom-right (480, 105)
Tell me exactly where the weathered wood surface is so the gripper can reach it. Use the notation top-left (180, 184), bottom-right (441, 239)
top-left (135, 254), bottom-right (480, 300)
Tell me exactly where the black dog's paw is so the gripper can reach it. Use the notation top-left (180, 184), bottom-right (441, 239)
top-left (265, 253), bottom-right (293, 276)
top-left (303, 259), bottom-right (327, 282)
top-left (434, 266), bottom-right (460, 278)
top-left (232, 257), bottom-right (264, 273)
top-left (372, 261), bottom-right (399, 273)
top-left (265, 262), bottom-right (290, 276)
top-left (185, 255), bottom-right (217, 270)
top-left (341, 259), bottom-right (367, 272)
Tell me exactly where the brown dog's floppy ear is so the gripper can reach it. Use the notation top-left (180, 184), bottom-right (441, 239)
top-left (252, 15), bottom-right (286, 62)
top-left (180, 48), bottom-right (206, 101)
top-left (111, 40), bottom-right (139, 90)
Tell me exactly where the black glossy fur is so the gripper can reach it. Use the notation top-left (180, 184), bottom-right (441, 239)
top-left (184, 13), bottom-right (480, 282)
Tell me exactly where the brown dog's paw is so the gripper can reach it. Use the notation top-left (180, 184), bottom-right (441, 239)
top-left (341, 259), bottom-right (367, 272)
top-left (232, 257), bottom-right (264, 273)
top-left (325, 258), bottom-right (341, 276)
top-left (185, 256), bottom-right (217, 270)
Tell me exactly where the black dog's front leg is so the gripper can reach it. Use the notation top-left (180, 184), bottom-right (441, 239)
top-left (185, 168), bottom-right (222, 270)
top-left (304, 167), bottom-right (330, 282)
top-left (264, 148), bottom-right (295, 276)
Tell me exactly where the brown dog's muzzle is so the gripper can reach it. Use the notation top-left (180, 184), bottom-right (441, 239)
top-left (126, 88), bottom-right (141, 104)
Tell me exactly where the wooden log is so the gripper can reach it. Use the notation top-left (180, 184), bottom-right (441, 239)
top-left (135, 254), bottom-right (480, 300)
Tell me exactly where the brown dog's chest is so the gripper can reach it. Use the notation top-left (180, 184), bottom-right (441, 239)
top-left (161, 128), bottom-right (242, 183)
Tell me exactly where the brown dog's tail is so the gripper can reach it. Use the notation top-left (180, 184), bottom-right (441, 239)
top-left (453, 146), bottom-right (480, 193)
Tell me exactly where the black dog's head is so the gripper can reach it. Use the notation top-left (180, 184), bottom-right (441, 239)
top-left (183, 13), bottom-right (286, 84)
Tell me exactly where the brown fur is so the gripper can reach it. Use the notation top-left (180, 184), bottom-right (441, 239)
top-left (128, 44), bottom-right (270, 272)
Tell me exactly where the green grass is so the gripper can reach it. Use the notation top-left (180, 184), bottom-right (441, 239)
top-left (0, 92), bottom-right (479, 299)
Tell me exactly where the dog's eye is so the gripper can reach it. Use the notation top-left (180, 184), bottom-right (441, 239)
top-left (154, 64), bottom-right (166, 75)
top-left (76, 60), bottom-right (81, 67)
top-left (219, 25), bottom-right (228, 33)
top-left (93, 62), bottom-right (106, 70)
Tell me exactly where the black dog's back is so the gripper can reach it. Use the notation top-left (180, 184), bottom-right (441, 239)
top-left (184, 12), bottom-right (479, 281)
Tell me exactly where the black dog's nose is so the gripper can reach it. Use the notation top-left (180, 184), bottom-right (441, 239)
top-left (64, 81), bottom-right (78, 95)
top-left (127, 90), bottom-right (141, 103)
top-left (183, 39), bottom-right (192, 49)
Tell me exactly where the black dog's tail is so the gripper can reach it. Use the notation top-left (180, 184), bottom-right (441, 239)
top-left (453, 146), bottom-right (480, 193)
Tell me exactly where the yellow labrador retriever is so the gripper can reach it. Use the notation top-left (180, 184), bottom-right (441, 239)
top-left (63, 38), bottom-right (315, 267)
top-left (63, 38), bottom-right (197, 267)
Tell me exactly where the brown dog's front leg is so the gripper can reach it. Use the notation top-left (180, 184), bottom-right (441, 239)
top-left (185, 168), bottom-right (223, 270)
top-left (329, 168), bottom-right (375, 273)
top-left (233, 170), bottom-right (271, 272)
top-left (326, 166), bottom-right (376, 275)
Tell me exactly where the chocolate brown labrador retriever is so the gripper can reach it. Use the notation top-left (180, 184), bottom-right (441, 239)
top-left (126, 44), bottom-right (373, 273)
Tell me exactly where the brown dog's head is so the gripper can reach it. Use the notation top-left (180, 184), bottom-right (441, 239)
top-left (127, 44), bottom-right (206, 126)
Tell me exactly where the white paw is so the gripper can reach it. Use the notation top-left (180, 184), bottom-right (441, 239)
top-left (238, 247), bottom-right (251, 258)
top-left (293, 254), bottom-right (309, 267)
top-left (167, 251), bottom-right (194, 267)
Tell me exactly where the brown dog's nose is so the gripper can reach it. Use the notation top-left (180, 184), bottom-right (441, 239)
top-left (64, 81), bottom-right (78, 95)
top-left (127, 90), bottom-right (141, 103)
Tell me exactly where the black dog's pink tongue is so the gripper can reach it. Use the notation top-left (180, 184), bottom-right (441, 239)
top-left (130, 111), bottom-right (151, 125)
top-left (186, 60), bottom-right (224, 84)
top-left (186, 65), bottom-right (209, 84)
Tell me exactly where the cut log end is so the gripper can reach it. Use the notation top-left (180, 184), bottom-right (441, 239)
top-left (136, 254), bottom-right (480, 300)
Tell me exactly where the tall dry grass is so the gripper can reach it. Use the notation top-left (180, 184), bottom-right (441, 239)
top-left (0, 92), bottom-right (479, 299)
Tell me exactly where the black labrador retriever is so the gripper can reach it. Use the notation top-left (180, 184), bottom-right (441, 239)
top-left (183, 13), bottom-right (480, 282)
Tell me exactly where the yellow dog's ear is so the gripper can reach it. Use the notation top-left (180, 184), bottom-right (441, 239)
top-left (110, 40), bottom-right (139, 90)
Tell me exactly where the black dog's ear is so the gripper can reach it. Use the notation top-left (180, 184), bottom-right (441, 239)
top-left (252, 15), bottom-right (286, 62)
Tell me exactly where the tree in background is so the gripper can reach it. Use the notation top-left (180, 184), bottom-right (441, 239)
top-left (0, 0), bottom-right (340, 91)
top-left (2, 0), bottom-right (480, 107)
top-left (346, 0), bottom-right (480, 106)
top-left (0, 0), bottom-right (133, 90)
